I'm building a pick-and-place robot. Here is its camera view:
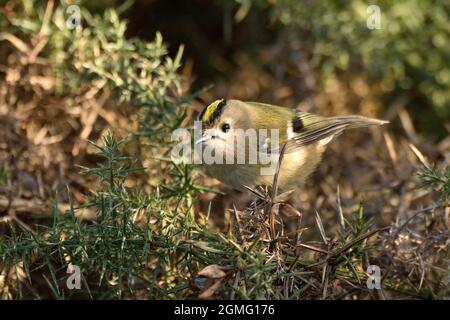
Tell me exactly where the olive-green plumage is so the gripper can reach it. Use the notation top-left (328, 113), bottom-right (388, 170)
top-left (196, 99), bottom-right (388, 191)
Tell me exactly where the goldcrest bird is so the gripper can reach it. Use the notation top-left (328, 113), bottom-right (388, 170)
top-left (196, 99), bottom-right (388, 191)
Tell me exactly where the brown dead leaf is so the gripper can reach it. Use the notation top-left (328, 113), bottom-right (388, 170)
top-left (197, 264), bottom-right (226, 279)
top-left (274, 189), bottom-right (295, 203)
top-left (281, 203), bottom-right (302, 217)
top-left (198, 279), bottom-right (222, 299)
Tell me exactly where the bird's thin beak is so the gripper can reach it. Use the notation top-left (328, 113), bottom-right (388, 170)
top-left (196, 129), bottom-right (223, 144)
top-left (195, 134), bottom-right (211, 145)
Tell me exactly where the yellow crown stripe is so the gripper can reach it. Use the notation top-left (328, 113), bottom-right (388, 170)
top-left (202, 99), bottom-right (224, 122)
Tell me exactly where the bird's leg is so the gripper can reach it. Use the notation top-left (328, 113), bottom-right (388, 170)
top-left (266, 143), bottom-right (287, 244)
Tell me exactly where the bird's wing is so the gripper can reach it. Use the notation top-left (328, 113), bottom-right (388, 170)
top-left (283, 111), bottom-right (388, 153)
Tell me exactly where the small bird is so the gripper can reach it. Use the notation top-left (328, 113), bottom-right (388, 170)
top-left (196, 99), bottom-right (388, 191)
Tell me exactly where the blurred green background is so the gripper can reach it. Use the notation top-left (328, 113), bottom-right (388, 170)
top-left (41, 0), bottom-right (448, 140)
top-left (122, 0), bottom-right (450, 138)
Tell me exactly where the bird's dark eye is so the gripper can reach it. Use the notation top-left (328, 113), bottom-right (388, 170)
top-left (221, 123), bottom-right (230, 133)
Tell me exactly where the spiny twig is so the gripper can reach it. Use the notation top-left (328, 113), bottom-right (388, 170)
top-left (305, 226), bottom-right (390, 269)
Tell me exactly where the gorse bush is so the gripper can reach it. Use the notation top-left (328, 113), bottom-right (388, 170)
top-left (418, 164), bottom-right (450, 202)
top-left (0, 1), bottom-right (448, 300)
top-left (2, 131), bottom-right (447, 299)
top-left (0, 133), bottom-right (394, 299)
top-left (0, 133), bottom-right (211, 299)
top-left (0, 0), bottom-right (200, 298)
top-left (226, 0), bottom-right (450, 136)
top-left (0, 0), bottom-right (190, 190)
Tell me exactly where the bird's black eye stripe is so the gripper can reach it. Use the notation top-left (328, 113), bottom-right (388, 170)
top-left (197, 99), bottom-right (228, 124)
top-left (292, 116), bottom-right (304, 132)
top-left (221, 123), bottom-right (230, 132)
top-left (211, 99), bottom-right (227, 123)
